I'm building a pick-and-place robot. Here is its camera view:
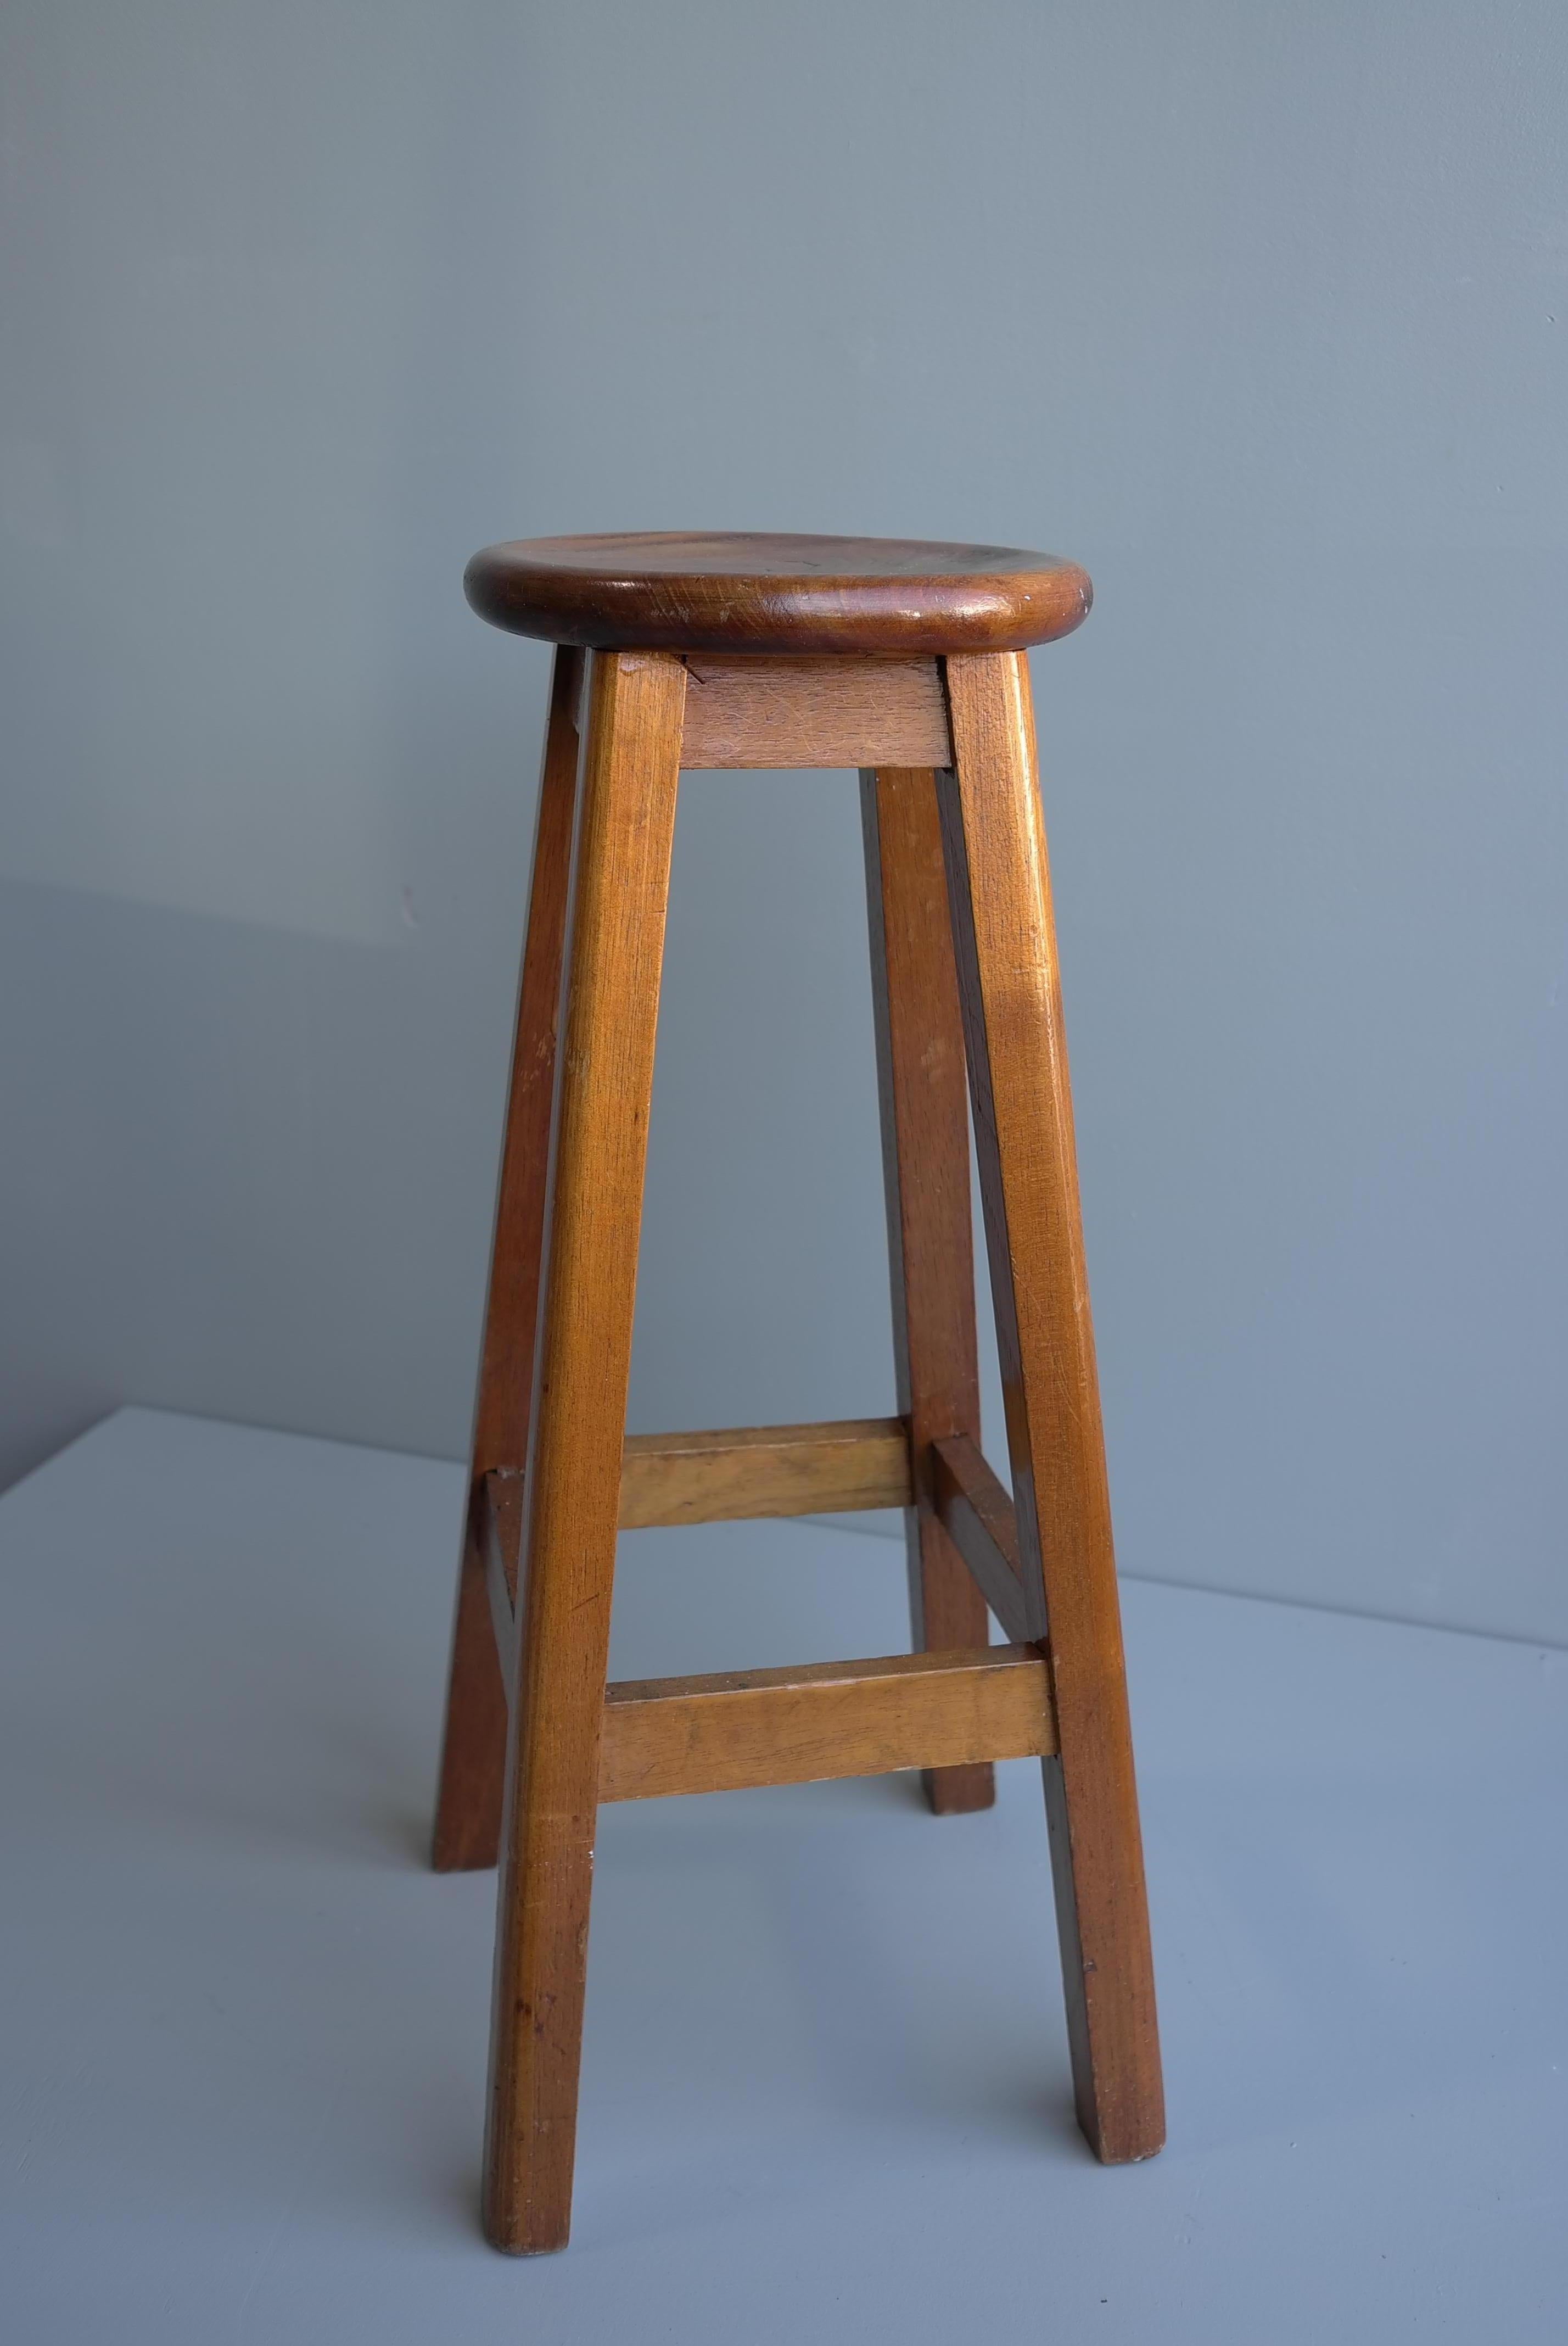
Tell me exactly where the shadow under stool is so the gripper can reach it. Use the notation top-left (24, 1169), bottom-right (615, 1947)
top-left (430, 531), bottom-right (1164, 2253)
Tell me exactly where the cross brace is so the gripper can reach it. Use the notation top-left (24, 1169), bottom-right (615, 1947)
top-left (478, 1416), bottom-right (1056, 1805)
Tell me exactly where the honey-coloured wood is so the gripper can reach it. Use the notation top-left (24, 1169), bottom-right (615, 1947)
top-left (938, 649), bottom-right (1164, 2166)
top-left (600, 1645), bottom-right (1056, 1804)
top-left (432, 646), bottom-right (582, 1874)
top-left (484, 649), bottom-right (686, 2257)
top-left (479, 1426), bottom-right (911, 1711)
top-left (620, 1417), bottom-right (910, 1527)
top-left (679, 655), bottom-right (950, 769)
top-left (464, 532), bottom-right (1093, 656)
top-left (441, 529), bottom-right (1162, 2256)
top-left (862, 766), bottom-right (994, 1814)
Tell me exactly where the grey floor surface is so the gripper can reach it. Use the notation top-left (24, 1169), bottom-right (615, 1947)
top-left (2, 1407), bottom-right (1565, 2342)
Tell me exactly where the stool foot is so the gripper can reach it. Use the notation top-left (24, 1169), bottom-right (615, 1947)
top-left (430, 1505), bottom-right (508, 1873)
top-left (921, 1760), bottom-right (995, 1814)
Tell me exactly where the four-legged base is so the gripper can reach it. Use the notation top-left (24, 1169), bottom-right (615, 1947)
top-left (434, 628), bottom-right (1163, 2253)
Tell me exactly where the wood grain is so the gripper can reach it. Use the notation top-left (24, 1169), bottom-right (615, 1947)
top-left (929, 1433), bottom-right (1044, 1646)
top-left (600, 1645), bottom-right (1055, 1803)
top-left (679, 655), bottom-right (950, 769)
top-left (484, 649), bottom-right (686, 2256)
top-left (862, 765), bottom-right (994, 1814)
top-left (432, 646), bottom-right (581, 1874)
top-left (619, 1417), bottom-right (910, 1527)
top-left (938, 649), bottom-right (1164, 2166)
top-left (464, 531), bottom-right (1093, 656)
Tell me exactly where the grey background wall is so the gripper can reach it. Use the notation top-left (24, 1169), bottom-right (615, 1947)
top-left (2, 1), bottom-right (1564, 1640)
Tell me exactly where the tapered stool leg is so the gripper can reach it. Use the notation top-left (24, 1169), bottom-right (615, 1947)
top-left (484, 649), bottom-right (686, 2254)
top-left (433, 648), bottom-right (584, 1872)
top-left (938, 652), bottom-right (1165, 2163)
top-left (861, 766), bottom-right (993, 1815)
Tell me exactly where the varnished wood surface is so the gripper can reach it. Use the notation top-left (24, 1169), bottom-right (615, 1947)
top-left (480, 1421), bottom-right (911, 1578)
top-left (483, 1431), bottom-right (1043, 1683)
top-left (464, 532), bottom-right (1093, 656)
top-left (599, 1645), bottom-right (1055, 1804)
top-left (679, 655), bottom-right (951, 769)
top-left (939, 650), bottom-right (1164, 2166)
top-left (441, 571), bottom-right (1163, 2248)
top-left (620, 1417), bottom-right (911, 1527)
top-left (484, 650), bottom-right (687, 2256)
top-left (432, 647), bottom-right (581, 1874)
top-left (862, 766), bottom-right (994, 1814)
top-left (929, 1433), bottom-right (1043, 1646)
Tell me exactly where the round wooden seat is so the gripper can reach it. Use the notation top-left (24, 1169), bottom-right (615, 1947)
top-left (463, 530), bottom-right (1091, 657)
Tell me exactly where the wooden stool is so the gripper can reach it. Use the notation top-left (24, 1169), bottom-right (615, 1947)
top-left (433, 532), bottom-right (1164, 2253)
